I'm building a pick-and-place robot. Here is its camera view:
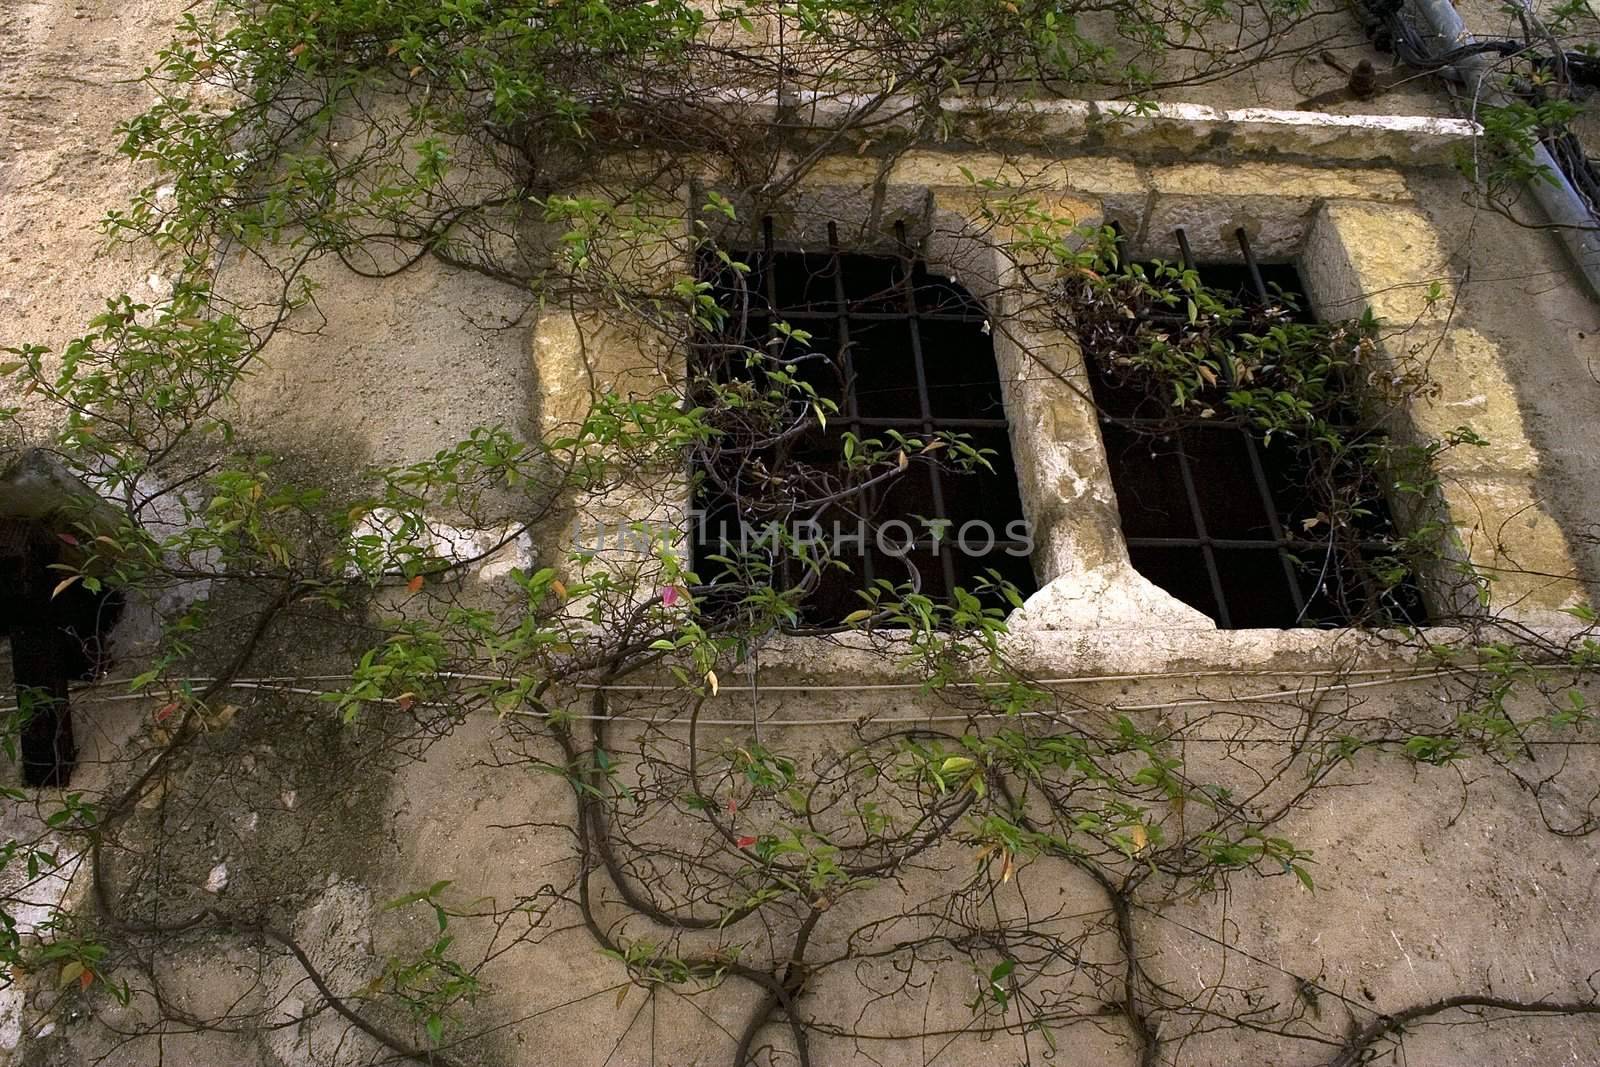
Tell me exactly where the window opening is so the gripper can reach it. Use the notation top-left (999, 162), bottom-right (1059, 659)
top-left (693, 218), bottom-right (1036, 625)
top-left (1085, 226), bottom-right (1426, 629)
top-left (0, 517), bottom-right (122, 785)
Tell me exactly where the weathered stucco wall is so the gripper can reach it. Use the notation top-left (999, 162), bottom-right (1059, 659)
top-left (4, 2), bottom-right (1600, 1066)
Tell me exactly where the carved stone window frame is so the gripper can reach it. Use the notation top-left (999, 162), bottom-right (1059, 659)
top-left (532, 152), bottom-right (1585, 639)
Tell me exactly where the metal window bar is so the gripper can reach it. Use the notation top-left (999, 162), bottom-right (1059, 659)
top-left (759, 216), bottom-right (802, 594)
top-left (1179, 227), bottom-right (1308, 623)
top-left (1237, 225), bottom-right (1386, 620)
top-left (744, 308), bottom-right (990, 324)
top-left (1097, 226), bottom-right (1413, 626)
top-left (823, 220), bottom-right (873, 588)
top-left (893, 221), bottom-right (960, 595)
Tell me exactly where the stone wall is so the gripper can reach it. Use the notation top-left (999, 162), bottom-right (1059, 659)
top-left (3, 2), bottom-right (1600, 1066)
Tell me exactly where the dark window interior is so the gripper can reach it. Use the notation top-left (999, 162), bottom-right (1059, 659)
top-left (0, 520), bottom-right (121, 681)
top-left (1088, 229), bottom-right (1427, 629)
top-left (692, 221), bottom-right (1037, 624)
top-left (1, 517), bottom-right (122, 786)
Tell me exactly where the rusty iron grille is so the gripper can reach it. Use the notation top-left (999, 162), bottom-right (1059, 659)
top-left (692, 217), bottom-right (1037, 624)
top-left (1087, 226), bottom-right (1427, 629)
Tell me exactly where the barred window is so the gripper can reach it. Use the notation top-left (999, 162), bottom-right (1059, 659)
top-left (1084, 228), bottom-right (1427, 629)
top-left (692, 219), bottom-right (1037, 625)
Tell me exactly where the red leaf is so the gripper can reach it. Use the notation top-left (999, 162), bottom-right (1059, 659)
top-left (736, 836), bottom-right (757, 849)
top-left (79, 969), bottom-right (93, 991)
top-left (406, 574), bottom-right (425, 593)
top-left (154, 702), bottom-right (179, 723)
top-left (58, 533), bottom-right (79, 546)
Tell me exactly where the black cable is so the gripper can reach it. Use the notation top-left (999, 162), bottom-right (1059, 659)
top-left (1352, 0), bottom-right (1600, 222)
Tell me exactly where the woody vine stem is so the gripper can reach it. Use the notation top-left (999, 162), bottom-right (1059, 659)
top-left (1, 1), bottom-right (1599, 1065)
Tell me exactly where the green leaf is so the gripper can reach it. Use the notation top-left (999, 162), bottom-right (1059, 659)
top-left (384, 880), bottom-right (453, 910)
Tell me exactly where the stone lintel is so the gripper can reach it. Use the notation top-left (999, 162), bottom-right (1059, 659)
top-left (697, 88), bottom-right (1480, 166)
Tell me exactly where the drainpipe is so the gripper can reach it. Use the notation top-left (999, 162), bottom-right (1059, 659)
top-left (1407, 0), bottom-right (1600, 302)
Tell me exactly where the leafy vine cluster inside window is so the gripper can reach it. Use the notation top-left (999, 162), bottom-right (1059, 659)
top-left (1077, 227), bottom-right (1428, 629)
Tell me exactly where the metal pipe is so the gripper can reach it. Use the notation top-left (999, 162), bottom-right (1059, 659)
top-left (1407, 0), bottom-right (1600, 302)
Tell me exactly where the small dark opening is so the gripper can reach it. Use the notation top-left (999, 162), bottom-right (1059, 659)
top-left (1087, 228), bottom-right (1427, 629)
top-left (693, 222), bottom-right (1037, 625)
top-left (1, 519), bottom-right (122, 786)
top-left (0, 529), bottom-right (122, 681)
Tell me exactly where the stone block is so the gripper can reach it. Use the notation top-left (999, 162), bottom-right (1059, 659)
top-left (886, 151), bottom-right (1146, 197)
top-left (1437, 473), bottom-right (1585, 618)
top-left (1090, 100), bottom-right (1226, 156)
top-left (1301, 201), bottom-right (1455, 325)
top-left (1138, 195), bottom-right (1313, 261)
top-left (530, 311), bottom-right (671, 437)
top-left (942, 96), bottom-right (1094, 145)
top-left (1220, 109), bottom-right (1479, 165)
top-left (1414, 328), bottom-right (1540, 475)
top-left (1148, 162), bottom-right (1412, 202)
